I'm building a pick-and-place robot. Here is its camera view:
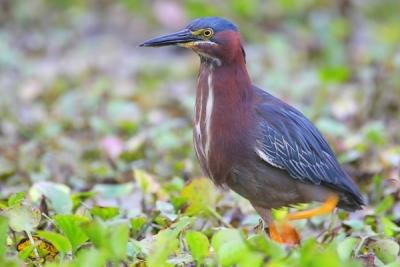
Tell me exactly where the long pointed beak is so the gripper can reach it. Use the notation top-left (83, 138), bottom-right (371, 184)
top-left (139, 29), bottom-right (199, 47)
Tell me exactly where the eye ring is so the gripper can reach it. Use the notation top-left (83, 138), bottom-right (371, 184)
top-left (203, 29), bottom-right (213, 37)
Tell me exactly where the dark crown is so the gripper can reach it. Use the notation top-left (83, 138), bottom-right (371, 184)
top-left (186, 17), bottom-right (239, 32)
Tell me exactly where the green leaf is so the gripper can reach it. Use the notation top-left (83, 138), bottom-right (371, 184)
top-left (54, 214), bottom-right (89, 252)
top-left (130, 215), bottom-right (147, 237)
top-left (337, 237), bottom-right (358, 260)
top-left (0, 216), bottom-right (8, 259)
top-left (371, 239), bottom-right (400, 264)
top-left (385, 262), bottom-right (400, 267)
top-left (73, 248), bottom-right (108, 267)
top-left (109, 222), bottom-right (129, 261)
top-left (376, 195), bottom-right (394, 214)
top-left (211, 229), bottom-right (250, 266)
top-left (211, 229), bottom-right (242, 252)
top-left (147, 217), bottom-right (193, 267)
top-left (308, 245), bottom-right (342, 267)
top-left (30, 182), bottom-right (73, 214)
top-left (147, 229), bottom-right (178, 267)
top-left (180, 177), bottom-right (216, 216)
top-left (185, 231), bottom-right (209, 263)
top-left (82, 220), bottom-right (129, 261)
top-left (90, 206), bottom-right (120, 220)
top-left (81, 220), bottom-right (108, 249)
top-left (7, 192), bottom-right (25, 207)
top-left (238, 252), bottom-right (263, 267)
top-left (297, 239), bottom-right (360, 267)
top-left (247, 234), bottom-right (286, 259)
top-left (36, 230), bottom-right (72, 256)
top-left (381, 217), bottom-right (400, 237)
top-left (216, 240), bottom-right (249, 266)
top-left (71, 191), bottom-right (96, 210)
top-left (169, 217), bottom-right (194, 236)
top-left (4, 205), bottom-right (41, 232)
top-left (298, 238), bottom-right (320, 266)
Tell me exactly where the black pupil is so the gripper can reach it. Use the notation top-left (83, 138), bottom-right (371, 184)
top-left (204, 30), bottom-right (211, 36)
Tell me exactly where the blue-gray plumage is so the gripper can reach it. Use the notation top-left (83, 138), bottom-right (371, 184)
top-left (253, 89), bottom-right (364, 210)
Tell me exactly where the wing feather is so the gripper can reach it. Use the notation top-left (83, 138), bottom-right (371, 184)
top-left (254, 89), bottom-right (359, 197)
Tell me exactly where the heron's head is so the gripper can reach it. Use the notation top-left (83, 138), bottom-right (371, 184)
top-left (140, 17), bottom-right (245, 65)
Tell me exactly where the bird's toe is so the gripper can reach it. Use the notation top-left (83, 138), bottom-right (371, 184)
top-left (268, 220), bottom-right (300, 246)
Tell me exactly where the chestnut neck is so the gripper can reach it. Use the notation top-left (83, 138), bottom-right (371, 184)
top-left (199, 51), bottom-right (253, 103)
top-left (195, 49), bottom-right (254, 184)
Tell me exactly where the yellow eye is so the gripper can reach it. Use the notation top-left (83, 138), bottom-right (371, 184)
top-left (203, 29), bottom-right (213, 37)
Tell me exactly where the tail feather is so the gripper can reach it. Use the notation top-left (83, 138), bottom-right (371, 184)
top-left (337, 191), bottom-right (364, 211)
top-left (324, 176), bottom-right (364, 211)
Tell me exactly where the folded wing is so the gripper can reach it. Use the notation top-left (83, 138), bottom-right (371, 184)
top-left (254, 88), bottom-right (364, 209)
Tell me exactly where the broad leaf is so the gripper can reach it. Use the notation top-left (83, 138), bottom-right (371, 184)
top-left (30, 182), bottom-right (73, 214)
top-left (185, 231), bottom-right (209, 263)
top-left (54, 214), bottom-right (89, 252)
top-left (37, 230), bottom-right (72, 256)
top-left (180, 177), bottom-right (216, 216)
top-left (4, 205), bottom-right (40, 232)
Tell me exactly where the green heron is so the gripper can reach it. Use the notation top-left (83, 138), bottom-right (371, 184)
top-left (140, 17), bottom-right (364, 244)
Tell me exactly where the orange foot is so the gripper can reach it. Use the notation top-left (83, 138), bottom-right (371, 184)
top-left (267, 195), bottom-right (339, 245)
top-left (268, 220), bottom-right (300, 245)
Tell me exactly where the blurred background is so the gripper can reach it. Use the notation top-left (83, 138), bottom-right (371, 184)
top-left (0, 0), bottom-right (399, 219)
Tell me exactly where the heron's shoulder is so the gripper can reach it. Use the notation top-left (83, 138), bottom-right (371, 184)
top-left (252, 86), bottom-right (306, 122)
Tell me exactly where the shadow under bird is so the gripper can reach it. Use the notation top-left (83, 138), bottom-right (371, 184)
top-left (140, 17), bottom-right (364, 244)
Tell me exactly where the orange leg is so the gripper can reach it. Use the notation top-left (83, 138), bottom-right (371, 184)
top-left (274, 194), bottom-right (339, 245)
top-left (253, 205), bottom-right (300, 245)
top-left (253, 195), bottom-right (339, 245)
top-left (285, 195), bottom-right (339, 221)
